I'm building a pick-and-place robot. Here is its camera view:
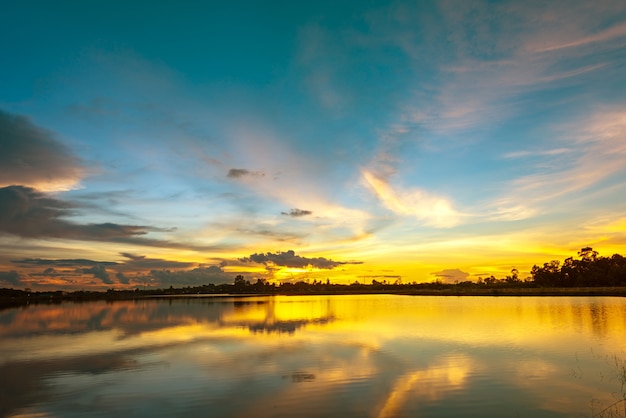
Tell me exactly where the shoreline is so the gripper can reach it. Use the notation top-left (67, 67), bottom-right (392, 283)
top-left (2, 286), bottom-right (626, 309)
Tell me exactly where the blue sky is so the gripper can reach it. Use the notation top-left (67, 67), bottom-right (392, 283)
top-left (2, 0), bottom-right (626, 289)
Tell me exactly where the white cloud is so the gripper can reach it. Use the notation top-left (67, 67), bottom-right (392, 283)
top-left (361, 169), bottom-right (463, 228)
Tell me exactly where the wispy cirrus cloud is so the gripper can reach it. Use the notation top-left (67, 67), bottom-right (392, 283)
top-left (503, 148), bottom-right (572, 159)
top-left (514, 109), bottom-right (626, 196)
top-left (529, 20), bottom-right (626, 53)
top-left (356, 1), bottom-right (626, 141)
top-left (485, 107), bottom-right (626, 221)
top-left (352, 1), bottom-right (626, 230)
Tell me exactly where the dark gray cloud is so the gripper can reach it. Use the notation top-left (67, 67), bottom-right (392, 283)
top-left (227, 168), bottom-right (265, 179)
top-left (29, 267), bottom-right (82, 278)
top-left (22, 261), bottom-right (116, 285)
top-left (0, 109), bottom-right (84, 188)
top-left (13, 254), bottom-right (210, 286)
top-left (281, 208), bottom-right (312, 217)
top-left (13, 251), bottom-right (247, 287)
top-left (0, 271), bottom-right (23, 287)
top-left (77, 265), bottom-right (113, 284)
top-left (119, 253), bottom-right (194, 269)
top-left (115, 271), bottom-right (130, 284)
top-left (12, 258), bottom-right (118, 267)
top-left (149, 265), bottom-right (234, 287)
top-left (240, 250), bottom-right (362, 269)
top-left (0, 186), bottom-right (193, 248)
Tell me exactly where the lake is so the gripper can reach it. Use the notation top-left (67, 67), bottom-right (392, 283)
top-left (1, 295), bottom-right (625, 417)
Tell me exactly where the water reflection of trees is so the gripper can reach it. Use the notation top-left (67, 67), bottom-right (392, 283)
top-left (247, 317), bottom-right (333, 334)
top-left (223, 297), bottom-right (336, 334)
top-left (0, 297), bottom-right (338, 338)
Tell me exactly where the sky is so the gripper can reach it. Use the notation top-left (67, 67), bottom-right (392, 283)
top-left (1, 0), bottom-right (626, 290)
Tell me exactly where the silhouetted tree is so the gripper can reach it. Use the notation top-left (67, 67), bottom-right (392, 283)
top-left (233, 275), bottom-right (250, 291)
top-left (505, 268), bottom-right (520, 284)
top-left (530, 247), bottom-right (626, 287)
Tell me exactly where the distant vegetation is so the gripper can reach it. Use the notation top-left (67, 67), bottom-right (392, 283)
top-left (2, 247), bottom-right (626, 307)
top-left (530, 247), bottom-right (626, 287)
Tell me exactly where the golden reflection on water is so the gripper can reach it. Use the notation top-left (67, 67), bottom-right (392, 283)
top-left (377, 355), bottom-right (473, 418)
top-left (1, 295), bottom-right (626, 417)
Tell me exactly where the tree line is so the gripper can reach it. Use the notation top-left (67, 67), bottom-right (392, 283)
top-left (2, 247), bottom-right (626, 305)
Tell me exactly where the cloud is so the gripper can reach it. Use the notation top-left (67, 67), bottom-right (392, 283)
top-left (240, 250), bottom-right (362, 269)
top-left (0, 271), bottom-right (24, 287)
top-left (281, 208), bottom-right (312, 217)
top-left (14, 258), bottom-right (114, 285)
top-left (503, 148), bottom-right (572, 159)
top-left (430, 268), bottom-right (470, 283)
top-left (361, 170), bottom-right (463, 228)
top-left (0, 109), bottom-right (85, 191)
top-left (0, 186), bottom-right (203, 249)
top-left (362, 1), bottom-right (626, 141)
top-left (12, 254), bottom-right (204, 286)
top-left (227, 168), bottom-right (265, 179)
top-left (149, 265), bottom-right (233, 287)
top-left (119, 253), bottom-right (194, 270)
top-left (532, 20), bottom-right (626, 52)
top-left (489, 107), bottom-right (626, 218)
top-left (0, 186), bottom-right (148, 239)
top-left (12, 258), bottom-right (118, 268)
top-left (115, 271), bottom-right (130, 284)
top-left (29, 267), bottom-right (78, 278)
top-left (76, 265), bottom-right (113, 284)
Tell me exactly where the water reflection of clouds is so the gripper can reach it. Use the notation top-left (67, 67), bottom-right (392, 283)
top-left (377, 355), bottom-right (474, 418)
top-left (2, 296), bottom-right (626, 417)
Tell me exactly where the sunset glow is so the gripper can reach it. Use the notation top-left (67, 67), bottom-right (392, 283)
top-left (1, 0), bottom-right (626, 290)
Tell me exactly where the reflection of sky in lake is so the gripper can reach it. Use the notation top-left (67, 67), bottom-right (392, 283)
top-left (1, 296), bottom-right (626, 417)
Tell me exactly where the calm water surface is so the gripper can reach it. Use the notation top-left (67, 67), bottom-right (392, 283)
top-left (1, 295), bottom-right (626, 417)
